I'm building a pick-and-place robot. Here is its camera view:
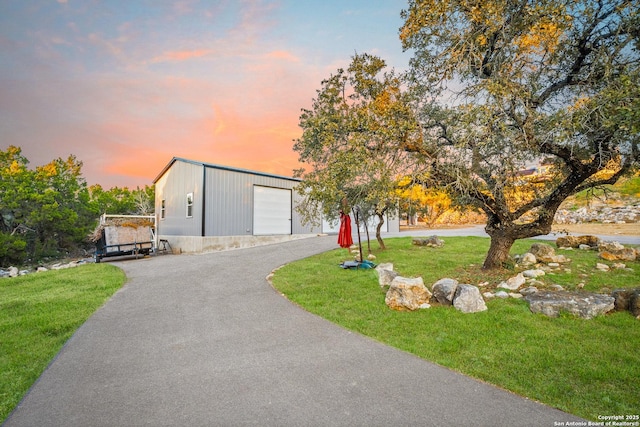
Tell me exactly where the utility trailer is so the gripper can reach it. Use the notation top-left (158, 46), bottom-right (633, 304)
top-left (92, 214), bottom-right (157, 263)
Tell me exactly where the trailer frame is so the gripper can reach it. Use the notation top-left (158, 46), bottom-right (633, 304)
top-left (94, 214), bottom-right (157, 263)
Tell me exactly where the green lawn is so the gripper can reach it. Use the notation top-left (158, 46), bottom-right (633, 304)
top-left (0, 264), bottom-right (126, 423)
top-left (2, 238), bottom-right (637, 422)
top-left (271, 236), bottom-right (640, 421)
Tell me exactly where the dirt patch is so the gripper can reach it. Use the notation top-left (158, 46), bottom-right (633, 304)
top-left (551, 223), bottom-right (639, 237)
top-left (402, 222), bottom-right (639, 237)
top-left (401, 223), bottom-right (478, 231)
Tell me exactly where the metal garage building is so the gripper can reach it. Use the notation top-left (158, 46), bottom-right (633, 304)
top-left (153, 157), bottom-right (321, 253)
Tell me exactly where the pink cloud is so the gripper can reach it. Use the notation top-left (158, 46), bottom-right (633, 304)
top-left (101, 145), bottom-right (174, 183)
top-left (3, 1), bottom-right (383, 189)
top-left (4, 41), bottom-right (329, 187)
top-left (265, 50), bottom-right (300, 62)
top-left (73, 72), bottom-right (305, 184)
top-left (100, 116), bottom-right (302, 185)
top-left (151, 49), bottom-right (214, 63)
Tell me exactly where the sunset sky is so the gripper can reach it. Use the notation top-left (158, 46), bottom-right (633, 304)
top-left (1, 0), bottom-right (411, 188)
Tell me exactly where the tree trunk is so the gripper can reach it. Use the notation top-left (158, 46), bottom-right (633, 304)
top-left (375, 212), bottom-right (386, 250)
top-left (482, 232), bottom-right (515, 270)
top-left (364, 221), bottom-right (372, 255)
top-left (482, 213), bottom-right (561, 270)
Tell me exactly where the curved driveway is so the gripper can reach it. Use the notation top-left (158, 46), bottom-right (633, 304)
top-left (5, 235), bottom-right (585, 426)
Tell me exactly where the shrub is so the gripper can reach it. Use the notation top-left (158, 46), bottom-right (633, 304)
top-left (0, 232), bottom-right (27, 267)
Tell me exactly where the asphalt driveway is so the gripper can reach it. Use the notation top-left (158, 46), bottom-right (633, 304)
top-left (4, 235), bottom-right (585, 426)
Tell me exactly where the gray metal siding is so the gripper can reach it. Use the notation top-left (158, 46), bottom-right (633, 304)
top-left (156, 158), bottom-right (318, 237)
top-left (204, 168), bottom-right (251, 236)
top-left (156, 161), bottom-right (203, 236)
top-left (291, 188), bottom-right (314, 234)
top-left (204, 168), bottom-right (315, 236)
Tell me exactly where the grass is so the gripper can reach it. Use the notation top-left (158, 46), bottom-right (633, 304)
top-left (271, 236), bottom-right (640, 420)
top-left (0, 264), bottom-right (126, 423)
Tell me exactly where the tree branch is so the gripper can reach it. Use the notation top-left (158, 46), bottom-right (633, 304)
top-left (532, 3), bottom-right (621, 107)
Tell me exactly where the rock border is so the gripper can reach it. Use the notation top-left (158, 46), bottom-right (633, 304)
top-left (376, 238), bottom-right (638, 319)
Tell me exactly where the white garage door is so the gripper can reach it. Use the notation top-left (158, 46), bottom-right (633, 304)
top-left (253, 186), bottom-right (292, 235)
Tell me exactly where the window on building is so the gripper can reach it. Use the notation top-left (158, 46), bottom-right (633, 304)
top-left (186, 193), bottom-right (193, 218)
top-left (161, 199), bottom-right (166, 219)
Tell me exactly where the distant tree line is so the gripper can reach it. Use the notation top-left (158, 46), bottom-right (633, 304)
top-left (0, 146), bottom-right (154, 266)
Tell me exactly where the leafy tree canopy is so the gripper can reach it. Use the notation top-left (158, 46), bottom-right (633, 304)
top-left (399, 0), bottom-right (639, 268)
top-left (0, 146), bottom-right (155, 266)
top-left (294, 53), bottom-right (420, 249)
top-left (0, 146), bottom-right (93, 263)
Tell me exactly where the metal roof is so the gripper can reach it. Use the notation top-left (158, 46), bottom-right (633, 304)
top-left (152, 157), bottom-right (302, 184)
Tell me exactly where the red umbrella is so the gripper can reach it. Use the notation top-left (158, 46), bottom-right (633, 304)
top-left (338, 210), bottom-right (353, 248)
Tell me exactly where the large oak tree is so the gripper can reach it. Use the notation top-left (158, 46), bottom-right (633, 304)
top-left (400, 0), bottom-right (640, 268)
